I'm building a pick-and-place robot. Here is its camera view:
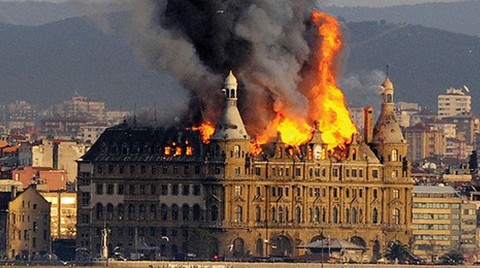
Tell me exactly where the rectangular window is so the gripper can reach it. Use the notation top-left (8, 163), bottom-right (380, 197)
top-left (151, 184), bottom-right (157, 195)
top-left (97, 165), bottom-right (103, 174)
top-left (129, 185), bottom-right (135, 195)
top-left (393, 189), bottom-right (400, 199)
top-left (140, 165), bottom-right (146, 174)
top-left (107, 184), bottom-right (114, 195)
top-left (352, 169), bottom-right (357, 177)
top-left (119, 165), bottom-right (125, 174)
top-left (271, 187), bottom-right (276, 197)
top-left (235, 186), bottom-right (242, 196)
top-left (151, 165), bottom-right (157, 175)
top-left (161, 185), bottom-right (168, 195)
top-left (295, 168), bottom-right (301, 176)
top-left (182, 185), bottom-right (190, 196)
top-left (278, 187), bottom-right (283, 197)
top-left (130, 165), bottom-right (135, 174)
top-left (162, 166), bottom-right (168, 174)
top-left (194, 166), bottom-right (200, 174)
top-left (359, 169), bottom-right (363, 177)
top-left (255, 167), bottom-right (261, 176)
top-left (333, 188), bottom-right (338, 198)
top-left (81, 192), bottom-right (91, 206)
top-left (346, 169), bottom-right (350, 177)
top-left (96, 184), bottom-right (103, 195)
top-left (193, 185), bottom-right (201, 196)
top-left (108, 165), bottom-right (114, 174)
top-left (333, 168), bottom-right (338, 177)
top-left (373, 189), bottom-right (378, 199)
top-left (117, 184), bottom-right (124, 195)
top-left (256, 186), bottom-right (261, 196)
top-left (140, 185), bottom-right (146, 195)
top-left (172, 184), bottom-right (179, 195)
top-left (173, 167), bottom-right (179, 175)
top-left (372, 169), bottom-right (378, 178)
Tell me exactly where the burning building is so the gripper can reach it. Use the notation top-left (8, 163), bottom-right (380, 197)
top-left (76, 69), bottom-right (413, 261)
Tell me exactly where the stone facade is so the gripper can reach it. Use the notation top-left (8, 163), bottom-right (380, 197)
top-left (76, 73), bottom-right (413, 261)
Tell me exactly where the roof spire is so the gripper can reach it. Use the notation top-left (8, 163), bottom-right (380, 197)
top-left (386, 64), bottom-right (389, 77)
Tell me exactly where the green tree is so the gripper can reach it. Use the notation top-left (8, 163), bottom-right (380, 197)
top-left (186, 228), bottom-right (219, 260)
top-left (383, 240), bottom-right (421, 264)
top-left (439, 250), bottom-right (464, 265)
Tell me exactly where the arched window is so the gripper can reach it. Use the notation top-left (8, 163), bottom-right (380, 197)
top-left (230, 89), bottom-right (235, 98)
top-left (118, 204), bottom-right (125, 220)
top-left (106, 203), bottom-right (114, 220)
top-left (322, 208), bottom-right (326, 223)
top-left (279, 207), bottom-right (284, 223)
top-left (139, 204), bottom-right (146, 220)
top-left (295, 207), bottom-right (301, 223)
top-left (211, 205), bottom-right (218, 221)
top-left (333, 207), bottom-right (338, 224)
top-left (391, 149), bottom-right (398, 162)
top-left (171, 204), bottom-right (179, 221)
top-left (373, 208), bottom-right (378, 224)
top-left (255, 206), bottom-right (261, 222)
top-left (346, 208), bottom-right (350, 224)
top-left (314, 207), bottom-right (320, 223)
top-left (387, 94), bottom-right (393, 103)
top-left (308, 207), bottom-right (313, 222)
top-left (96, 203), bottom-right (103, 221)
top-left (233, 145), bottom-right (241, 158)
top-left (392, 208), bottom-right (401, 224)
top-left (160, 204), bottom-right (167, 220)
top-left (127, 204), bottom-right (135, 220)
top-left (235, 205), bottom-right (243, 222)
top-left (351, 148), bottom-right (357, 160)
top-left (285, 207), bottom-right (289, 222)
top-left (182, 204), bottom-right (190, 221)
top-left (271, 207), bottom-right (276, 222)
top-left (193, 204), bottom-right (201, 221)
top-left (150, 204), bottom-right (157, 220)
top-left (352, 208), bottom-right (357, 224)
top-left (277, 147), bottom-right (283, 158)
top-left (359, 209), bottom-right (363, 223)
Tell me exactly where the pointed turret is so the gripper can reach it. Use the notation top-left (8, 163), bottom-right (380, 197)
top-left (211, 71), bottom-right (249, 140)
top-left (371, 70), bottom-right (410, 179)
top-left (372, 73), bottom-right (403, 144)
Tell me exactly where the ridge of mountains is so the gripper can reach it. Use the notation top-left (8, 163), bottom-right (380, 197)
top-left (0, 2), bottom-right (478, 116)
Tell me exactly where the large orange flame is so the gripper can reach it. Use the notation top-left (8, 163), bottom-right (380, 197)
top-left (309, 10), bottom-right (357, 150)
top-left (250, 10), bottom-right (356, 155)
top-left (190, 121), bottom-right (215, 144)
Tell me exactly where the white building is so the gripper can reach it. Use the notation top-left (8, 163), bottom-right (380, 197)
top-left (438, 88), bottom-right (471, 118)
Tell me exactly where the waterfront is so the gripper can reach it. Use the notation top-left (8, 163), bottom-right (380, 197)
top-left (4, 261), bottom-right (480, 268)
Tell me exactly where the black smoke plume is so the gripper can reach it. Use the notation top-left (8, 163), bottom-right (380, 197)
top-left (127, 0), bottom-right (318, 136)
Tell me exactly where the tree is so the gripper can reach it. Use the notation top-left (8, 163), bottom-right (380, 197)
top-left (186, 228), bottom-right (219, 260)
top-left (384, 240), bottom-right (409, 263)
top-left (439, 250), bottom-right (464, 265)
top-left (383, 240), bottom-right (422, 264)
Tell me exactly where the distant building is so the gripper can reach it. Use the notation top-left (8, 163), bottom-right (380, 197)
top-left (396, 102), bottom-right (421, 128)
top-left (6, 101), bottom-right (37, 132)
top-left (403, 124), bottom-right (445, 162)
top-left (55, 95), bottom-right (105, 122)
top-left (7, 186), bottom-right (51, 260)
top-left (411, 185), bottom-right (476, 262)
top-left (77, 124), bottom-right (108, 144)
top-left (12, 166), bottom-right (68, 191)
top-left (18, 139), bottom-right (89, 183)
top-left (438, 87), bottom-right (471, 118)
top-left (41, 191), bottom-right (76, 240)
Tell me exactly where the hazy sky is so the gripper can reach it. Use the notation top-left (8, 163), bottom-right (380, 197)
top-left (0, 0), bottom-right (473, 5)
top-left (323, 0), bottom-right (474, 7)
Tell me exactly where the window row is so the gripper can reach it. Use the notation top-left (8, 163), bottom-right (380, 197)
top-left (96, 164), bottom-right (203, 176)
top-left (94, 203), bottom-right (220, 222)
top-left (95, 183), bottom-right (202, 196)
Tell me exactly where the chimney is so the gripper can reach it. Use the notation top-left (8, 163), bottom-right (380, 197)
top-left (364, 106), bottom-right (374, 143)
top-left (10, 185), bottom-right (17, 199)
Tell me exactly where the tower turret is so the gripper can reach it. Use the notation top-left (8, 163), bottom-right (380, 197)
top-left (211, 71), bottom-right (249, 140)
top-left (371, 71), bottom-right (410, 180)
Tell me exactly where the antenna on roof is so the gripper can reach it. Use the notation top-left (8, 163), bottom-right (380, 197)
top-left (386, 64), bottom-right (390, 76)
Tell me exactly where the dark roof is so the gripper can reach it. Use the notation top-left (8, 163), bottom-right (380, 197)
top-left (0, 192), bottom-right (12, 210)
top-left (80, 124), bottom-right (206, 162)
top-left (298, 238), bottom-right (366, 250)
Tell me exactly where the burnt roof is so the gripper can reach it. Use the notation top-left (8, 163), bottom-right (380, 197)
top-left (80, 124), bottom-right (206, 162)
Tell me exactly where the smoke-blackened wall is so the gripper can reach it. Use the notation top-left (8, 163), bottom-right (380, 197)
top-left (127, 0), bottom-right (318, 136)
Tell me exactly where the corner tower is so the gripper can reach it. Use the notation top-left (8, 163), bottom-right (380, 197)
top-left (209, 71), bottom-right (251, 170)
top-left (372, 72), bottom-right (410, 180)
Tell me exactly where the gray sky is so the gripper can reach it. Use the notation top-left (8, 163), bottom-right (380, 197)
top-left (0, 0), bottom-right (473, 5)
top-left (322, 0), bottom-right (473, 7)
